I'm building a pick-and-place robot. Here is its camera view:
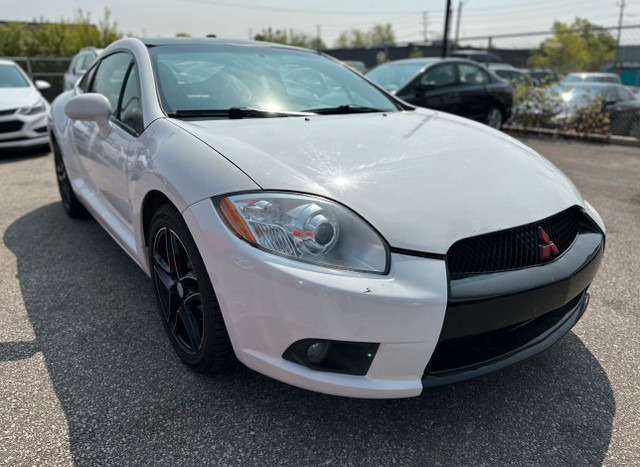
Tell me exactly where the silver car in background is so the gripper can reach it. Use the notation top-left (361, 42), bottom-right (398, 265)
top-left (63, 47), bottom-right (104, 91)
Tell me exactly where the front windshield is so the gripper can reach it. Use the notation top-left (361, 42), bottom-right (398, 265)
top-left (366, 62), bottom-right (428, 92)
top-left (148, 45), bottom-right (399, 114)
top-left (0, 64), bottom-right (29, 87)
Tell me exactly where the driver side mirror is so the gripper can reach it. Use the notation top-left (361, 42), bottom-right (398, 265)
top-left (35, 80), bottom-right (51, 91)
top-left (65, 93), bottom-right (112, 137)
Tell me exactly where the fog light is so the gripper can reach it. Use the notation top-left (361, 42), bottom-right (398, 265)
top-left (283, 339), bottom-right (380, 375)
top-left (307, 342), bottom-right (330, 363)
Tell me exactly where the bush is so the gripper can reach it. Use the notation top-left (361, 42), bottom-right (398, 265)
top-left (511, 82), bottom-right (610, 134)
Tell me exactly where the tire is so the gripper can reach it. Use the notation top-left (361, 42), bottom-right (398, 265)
top-left (485, 107), bottom-right (503, 130)
top-left (148, 204), bottom-right (236, 373)
top-left (52, 138), bottom-right (88, 218)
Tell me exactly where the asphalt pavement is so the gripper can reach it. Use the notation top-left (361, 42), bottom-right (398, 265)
top-left (0, 137), bottom-right (638, 466)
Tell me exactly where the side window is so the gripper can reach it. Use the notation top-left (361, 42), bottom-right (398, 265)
top-left (90, 52), bottom-right (133, 115)
top-left (76, 65), bottom-right (95, 93)
top-left (458, 64), bottom-right (488, 85)
top-left (602, 88), bottom-right (617, 103)
top-left (616, 86), bottom-right (634, 101)
top-left (74, 54), bottom-right (88, 73)
top-left (118, 63), bottom-right (144, 134)
top-left (69, 55), bottom-right (79, 73)
top-left (421, 64), bottom-right (457, 87)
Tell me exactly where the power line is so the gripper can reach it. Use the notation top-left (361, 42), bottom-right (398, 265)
top-left (178, 0), bottom-right (420, 16)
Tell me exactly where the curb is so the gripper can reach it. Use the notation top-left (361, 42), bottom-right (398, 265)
top-left (503, 125), bottom-right (640, 148)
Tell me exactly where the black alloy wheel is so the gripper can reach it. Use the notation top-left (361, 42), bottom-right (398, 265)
top-left (148, 204), bottom-right (235, 372)
top-left (52, 139), bottom-right (88, 218)
top-left (152, 226), bottom-right (204, 355)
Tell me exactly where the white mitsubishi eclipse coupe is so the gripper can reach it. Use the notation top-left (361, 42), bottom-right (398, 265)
top-left (49, 38), bottom-right (605, 398)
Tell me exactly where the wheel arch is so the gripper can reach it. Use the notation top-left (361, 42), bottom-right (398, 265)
top-left (140, 189), bottom-right (181, 247)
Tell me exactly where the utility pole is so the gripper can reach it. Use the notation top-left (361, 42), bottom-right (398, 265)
top-left (615, 0), bottom-right (626, 61)
top-left (441, 0), bottom-right (452, 58)
top-left (248, 28), bottom-right (253, 40)
top-left (422, 11), bottom-right (429, 43)
top-left (316, 24), bottom-right (322, 49)
top-left (454, 1), bottom-right (464, 51)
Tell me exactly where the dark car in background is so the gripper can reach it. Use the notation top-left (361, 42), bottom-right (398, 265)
top-left (488, 63), bottom-right (537, 86)
top-left (524, 82), bottom-right (640, 137)
top-left (562, 72), bottom-right (621, 85)
top-left (366, 58), bottom-right (513, 129)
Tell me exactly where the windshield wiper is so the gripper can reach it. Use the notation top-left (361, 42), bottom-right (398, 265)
top-left (301, 104), bottom-right (387, 114)
top-left (168, 107), bottom-right (316, 119)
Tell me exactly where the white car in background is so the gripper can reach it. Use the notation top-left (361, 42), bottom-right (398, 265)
top-left (48, 38), bottom-right (605, 398)
top-left (0, 59), bottom-right (51, 149)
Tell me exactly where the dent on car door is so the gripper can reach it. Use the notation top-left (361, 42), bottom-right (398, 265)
top-left (413, 63), bottom-right (461, 115)
top-left (76, 51), bottom-right (140, 235)
top-left (456, 63), bottom-right (489, 120)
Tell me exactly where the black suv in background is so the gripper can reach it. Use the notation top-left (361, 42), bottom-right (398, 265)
top-left (367, 58), bottom-right (513, 129)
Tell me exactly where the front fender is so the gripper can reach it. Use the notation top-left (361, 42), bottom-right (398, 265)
top-left (129, 118), bottom-right (259, 271)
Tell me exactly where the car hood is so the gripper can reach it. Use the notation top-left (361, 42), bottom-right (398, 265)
top-left (173, 109), bottom-right (584, 254)
top-left (0, 86), bottom-right (39, 111)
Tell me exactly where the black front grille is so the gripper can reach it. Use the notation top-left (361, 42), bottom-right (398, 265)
top-left (0, 120), bottom-right (23, 134)
top-left (0, 108), bottom-right (17, 116)
top-left (425, 290), bottom-right (585, 376)
top-left (447, 207), bottom-right (582, 278)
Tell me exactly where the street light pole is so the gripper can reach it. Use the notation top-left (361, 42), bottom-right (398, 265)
top-left (441, 0), bottom-right (452, 57)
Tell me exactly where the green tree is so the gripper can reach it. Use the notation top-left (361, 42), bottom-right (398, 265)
top-left (334, 24), bottom-right (395, 48)
top-left (528, 18), bottom-right (616, 72)
top-left (0, 8), bottom-right (122, 57)
top-left (253, 27), bottom-right (325, 49)
top-left (97, 8), bottom-right (122, 47)
top-left (0, 22), bottom-right (31, 56)
top-left (409, 46), bottom-right (424, 58)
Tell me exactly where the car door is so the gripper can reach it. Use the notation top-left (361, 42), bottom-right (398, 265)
top-left (73, 51), bottom-right (140, 237)
top-left (401, 63), bottom-right (461, 115)
top-left (456, 62), bottom-right (490, 120)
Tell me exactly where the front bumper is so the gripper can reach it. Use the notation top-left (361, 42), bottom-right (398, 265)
top-left (0, 110), bottom-right (49, 149)
top-left (184, 199), bottom-right (603, 398)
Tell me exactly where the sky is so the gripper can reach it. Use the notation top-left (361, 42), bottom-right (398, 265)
top-left (2, 0), bottom-right (639, 48)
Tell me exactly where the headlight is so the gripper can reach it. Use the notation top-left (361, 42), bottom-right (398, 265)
top-left (18, 99), bottom-right (47, 116)
top-left (215, 193), bottom-right (388, 273)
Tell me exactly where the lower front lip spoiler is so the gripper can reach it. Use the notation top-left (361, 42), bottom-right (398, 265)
top-left (421, 289), bottom-right (589, 388)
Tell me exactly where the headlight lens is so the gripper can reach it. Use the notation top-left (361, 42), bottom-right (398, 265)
top-left (18, 99), bottom-right (47, 116)
top-left (216, 193), bottom-right (388, 273)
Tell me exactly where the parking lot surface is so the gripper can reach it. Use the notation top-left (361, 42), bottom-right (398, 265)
top-left (0, 138), bottom-right (638, 466)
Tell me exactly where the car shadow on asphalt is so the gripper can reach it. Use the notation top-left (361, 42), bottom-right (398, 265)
top-left (0, 146), bottom-right (50, 163)
top-left (3, 202), bottom-right (615, 466)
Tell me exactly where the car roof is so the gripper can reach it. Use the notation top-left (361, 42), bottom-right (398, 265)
top-left (0, 59), bottom-right (18, 66)
top-left (376, 57), bottom-right (478, 67)
top-left (78, 46), bottom-right (104, 54)
top-left (566, 72), bottom-right (617, 77)
top-left (138, 37), bottom-right (310, 52)
top-left (490, 64), bottom-right (520, 71)
top-left (562, 82), bottom-right (619, 89)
